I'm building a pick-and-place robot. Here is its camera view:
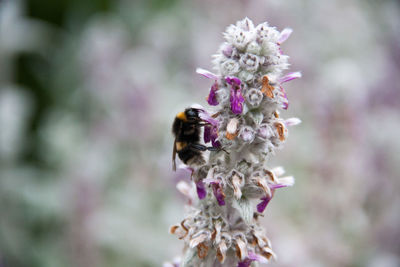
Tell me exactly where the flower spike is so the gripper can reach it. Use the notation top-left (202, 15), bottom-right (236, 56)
top-left (167, 18), bottom-right (301, 267)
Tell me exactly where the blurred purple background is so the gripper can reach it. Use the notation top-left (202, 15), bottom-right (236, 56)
top-left (1, 0), bottom-right (399, 266)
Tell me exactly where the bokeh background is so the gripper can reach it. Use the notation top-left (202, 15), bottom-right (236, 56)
top-left (1, 0), bottom-right (400, 266)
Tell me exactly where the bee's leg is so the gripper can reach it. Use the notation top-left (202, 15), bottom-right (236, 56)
top-left (197, 123), bottom-right (211, 127)
top-left (189, 143), bottom-right (208, 151)
top-left (209, 146), bottom-right (229, 154)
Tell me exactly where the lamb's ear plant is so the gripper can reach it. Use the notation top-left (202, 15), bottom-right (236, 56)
top-left (166, 18), bottom-right (301, 267)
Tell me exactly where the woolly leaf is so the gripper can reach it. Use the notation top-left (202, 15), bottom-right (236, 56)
top-left (233, 196), bottom-right (253, 225)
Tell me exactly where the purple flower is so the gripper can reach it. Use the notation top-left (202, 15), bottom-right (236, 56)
top-left (269, 184), bottom-right (287, 190)
top-left (231, 89), bottom-right (245, 114)
top-left (257, 195), bottom-right (273, 213)
top-left (204, 126), bottom-right (211, 143)
top-left (248, 251), bottom-right (269, 263)
top-left (221, 43), bottom-right (233, 57)
top-left (198, 109), bottom-right (221, 147)
top-left (197, 109), bottom-right (219, 127)
top-left (226, 76), bottom-right (244, 114)
top-left (271, 176), bottom-right (295, 189)
top-left (207, 81), bottom-right (219, 106)
top-left (204, 124), bottom-right (221, 148)
top-left (237, 259), bottom-right (252, 267)
top-left (237, 251), bottom-right (269, 267)
top-left (257, 123), bottom-right (273, 140)
top-left (211, 182), bottom-right (225, 206)
top-left (225, 76), bottom-right (241, 87)
top-left (196, 68), bottom-right (221, 106)
top-left (284, 118), bottom-right (301, 127)
top-left (257, 176), bottom-right (294, 212)
top-left (277, 28), bottom-right (293, 55)
top-left (196, 68), bottom-right (219, 80)
top-left (279, 72), bottom-right (302, 83)
top-left (277, 72), bottom-right (301, 109)
top-left (277, 28), bottom-right (293, 44)
top-left (239, 126), bottom-right (255, 143)
top-left (278, 86), bottom-right (289, 110)
top-left (196, 180), bottom-right (207, 200)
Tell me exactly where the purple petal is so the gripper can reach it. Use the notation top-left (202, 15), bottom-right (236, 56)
top-left (278, 72), bottom-right (302, 84)
top-left (270, 176), bottom-right (295, 190)
top-left (207, 82), bottom-right (219, 106)
top-left (198, 110), bottom-right (219, 126)
top-left (277, 28), bottom-right (293, 44)
top-left (231, 100), bottom-right (243, 114)
top-left (239, 126), bottom-right (255, 142)
top-left (226, 77), bottom-right (244, 114)
top-left (211, 182), bottom-right (225, 206)
top-left (238, 251), bottom-right (269, 267)
top-left (204, 125), bottom-right (212, 143)
top-left (248, 251), bottom-right (269, 264)
top-left (257, 196), bottom-right (272, 213)
top-left (285, 118), bottom-right (301, 126)
top-left (204, 124), bottom-right (220, 148)
top-left (230, 90), bottom-right (244, 114)
top-left (269, 184), bottom-right (287, 190)
top-left (211, 139), bottom-right (221, 148)
top-left (279, 86), bottom-right (289, 110)
top-left (196, 68), bottom-right (219, 80)
top-left (196, 180), bottom-right (207, 200)
top-left (210, 126), bottom-right (221, 148)
top-left (237, 259), bottom-right (253, 267)
top-left (225, 76), bottom-right (241, 86)
top-left (202, 177), bottom-right (217, 184)
top-left (222, 44), bottom-right (233, 57)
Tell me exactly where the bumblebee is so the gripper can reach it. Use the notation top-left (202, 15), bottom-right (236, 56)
top-left (172, 108), bottom-right (220, 171)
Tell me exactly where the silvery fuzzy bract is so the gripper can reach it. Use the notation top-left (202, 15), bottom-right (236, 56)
top-left (167, 18), bottom-right (301, 267)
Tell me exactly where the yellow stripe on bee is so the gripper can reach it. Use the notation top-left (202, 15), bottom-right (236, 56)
top-left (176, 142), bottom-right (187, 151)
top-left (177, 112), bottom-right (187, 121)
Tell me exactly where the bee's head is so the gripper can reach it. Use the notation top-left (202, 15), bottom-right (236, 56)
top-left (185, 108), bottom-right (199, 121)
top-left (176, 108), bottom-right (200, 122)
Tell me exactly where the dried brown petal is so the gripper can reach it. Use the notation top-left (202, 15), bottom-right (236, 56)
top-left (260, 246), bottom-right (276, 260)
top-left (262, 169), bottom-right (278, 183)
top-left (226, 132), bottom-right (238, 140)
top-left (226, 118), bottom-right (239, 140)
top-left (261, 75), bottom-right (275, 98)
top-left (214, 221), bottom-right (222, 244)
top-left (232, 174), bottom-right (243, 199)
top-left (274, 122), bottom-right (287, 141)
top-left (169, 225), bottom-right (179, 234)
top-left (197, 242), bottom-right (209, 259)
top-left (217, 240), bottom-right (227, 263)
top-left (179, 219), bottom-right (188, 239)
top-left (170, 224), bottom-right (188, 240)
top-left (253, 231), bottom-right (271, 248)
top-left (256, 176), bottom-right (271, 197)
top-left (190, 233), bottom-right (208, 248)
top-left (235, 237), bottom-right (248, 261)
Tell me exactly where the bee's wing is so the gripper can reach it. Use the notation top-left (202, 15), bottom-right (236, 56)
top-left (172, 139), bottom-right (177, 171)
